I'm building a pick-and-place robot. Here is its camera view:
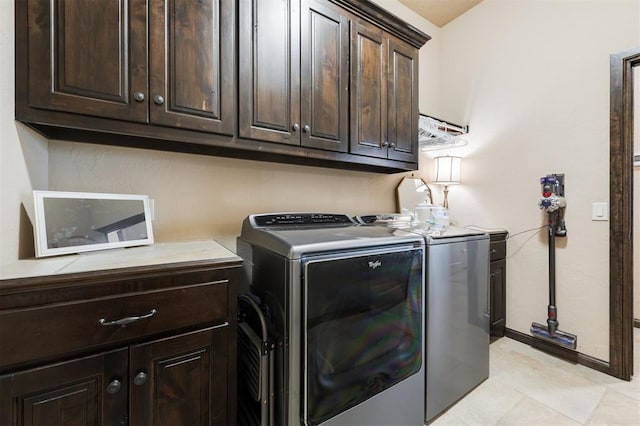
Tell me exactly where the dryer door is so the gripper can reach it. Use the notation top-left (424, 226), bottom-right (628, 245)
top-left (302, 245), bottom-right (423, 425)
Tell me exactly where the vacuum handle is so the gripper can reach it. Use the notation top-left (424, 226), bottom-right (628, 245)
top-left (548, 212), bottom-right (557, 307)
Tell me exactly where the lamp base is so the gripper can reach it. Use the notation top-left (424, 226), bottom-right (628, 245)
top-left (442, 185), bottom-right (449, 209)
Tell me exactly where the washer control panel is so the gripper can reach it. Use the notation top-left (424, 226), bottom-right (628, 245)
top-left (251, 213), bottom-right (354, 227)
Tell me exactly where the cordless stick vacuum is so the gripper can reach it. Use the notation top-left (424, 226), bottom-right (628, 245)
top-left (530, 174), bottom-right (577, 350)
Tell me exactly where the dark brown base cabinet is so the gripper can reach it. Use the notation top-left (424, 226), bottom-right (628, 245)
top-left (489, 231), bottom-right (508, 338)
top-left (15, 0), bottom-right (430, 174)
top-left (0, 250), bottom-right (240, 426)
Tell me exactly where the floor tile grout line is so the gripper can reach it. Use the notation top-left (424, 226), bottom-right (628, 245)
top-left (581, 386), bottom-right (608, 425)
top-left (431, 331), bottom-right (639, 425)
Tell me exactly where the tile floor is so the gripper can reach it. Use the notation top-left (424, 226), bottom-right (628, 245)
top-left (431, 329), bottom-right (640, 425)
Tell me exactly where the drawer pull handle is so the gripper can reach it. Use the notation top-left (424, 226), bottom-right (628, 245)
top-left (490, 249), bottom-right (497, 254)
top-left (98, 309), bottom-right (157, 327)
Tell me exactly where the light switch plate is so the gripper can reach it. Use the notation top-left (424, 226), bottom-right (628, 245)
top-left (592, 202), bottom-right (608, 221)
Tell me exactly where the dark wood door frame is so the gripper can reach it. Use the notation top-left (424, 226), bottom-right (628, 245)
top-left (610, 47), bottom-right (639, 381)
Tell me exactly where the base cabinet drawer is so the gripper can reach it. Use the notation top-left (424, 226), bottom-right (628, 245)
top-left (0, 326), bottom-right (231, 426)
top-left (1, 280), bottom-right (230, 369)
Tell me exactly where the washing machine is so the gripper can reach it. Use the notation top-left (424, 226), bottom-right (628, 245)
top-left (357, 215), bottom-right (490, 423)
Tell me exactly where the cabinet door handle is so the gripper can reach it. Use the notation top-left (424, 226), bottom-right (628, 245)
top-left (133, 371), bottom-right (148, 386)
top-left (133, 92), bottom-right (145, 102)
top-left (382, 141), bottom-right (389, 147)
top-left (106, 379), bottom-right (122, 394)
top-left (389, 142), bottom-right (396, 148)
top-left (302, 124), bottom-right (310, 133)
top-left (153, 95), bottom-right (165, 105)
top-left (98, 309), bottom-right (157, 327)
top-left (292, 123), bottom-right (300, 132)
top-left (490, 249), bottom-right (497, 254)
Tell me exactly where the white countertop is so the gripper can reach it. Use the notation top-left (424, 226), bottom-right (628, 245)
top-left (0, 240), bottom-right (241, 281)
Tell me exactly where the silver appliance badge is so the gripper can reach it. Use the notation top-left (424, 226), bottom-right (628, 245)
top-left (368, 260), bottom-right (382, 269)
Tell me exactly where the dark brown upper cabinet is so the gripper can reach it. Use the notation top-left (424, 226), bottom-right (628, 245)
top-left (239, 0), bottom-right (349, 152)
top-left (350, 18), bottom-right (420, 163)
top-left (21, 0), bottom-right (148, 122)
top-left (387, 37), bottom-right (420, 162)
top-left (149, 0), bottom-right (235, 134)
top-left (302, 0), bottom-right (350, 152)
top-left (17, 0), bottom-right (234, 135)
top-left (15, 0), bottom-right (429, 173)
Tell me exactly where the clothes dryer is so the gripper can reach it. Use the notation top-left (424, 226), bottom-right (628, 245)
top-left (237, 213), bottom-right (426, 426)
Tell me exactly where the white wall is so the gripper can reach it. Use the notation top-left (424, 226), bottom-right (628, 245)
top-left (0, 0), bottom-right (439, 265)
top-left (436, 0), bottom-right (638, 360)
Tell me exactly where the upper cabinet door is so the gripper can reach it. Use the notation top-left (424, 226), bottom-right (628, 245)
top-left (387, 37), bottom-right (419, 163)
top-left (300, 0), bottom-right (349, 152)
top-left (149, 0), bottom-right (235, 135)
top-left (25, 0), bottom-right (148, 122)
top-left (350, 20), bottom-right (420, 163)
top-left (239, 0), bottom-right (301, 145)
top-left (349, 20), bottom-right (388, 159)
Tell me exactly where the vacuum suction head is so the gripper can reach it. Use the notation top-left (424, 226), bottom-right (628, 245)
top-left (530, 322), bottom-right (577, 350)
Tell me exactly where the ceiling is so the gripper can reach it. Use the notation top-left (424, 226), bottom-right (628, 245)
top-left (398, 0), bottom-right (484, 27)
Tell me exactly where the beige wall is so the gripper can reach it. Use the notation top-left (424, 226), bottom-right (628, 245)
top-left (46, 143), bottom-right (403, 250)
top-left (0, 0), bottom-right (440, 262)
top-left (435, 0), bottom-right (638, 360)
top-left (371, 0), bottom-right (442, 118)
top-left (1, 0), bottom-right (637, 363)
top-left (0, 0), bottom-right (49, 263)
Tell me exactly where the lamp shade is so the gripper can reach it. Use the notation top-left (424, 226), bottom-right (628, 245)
top-left (434, 156), bottom-right (462, 185)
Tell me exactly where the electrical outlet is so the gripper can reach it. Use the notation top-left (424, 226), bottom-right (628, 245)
top-left (591, 202), bottom-right (608, 221)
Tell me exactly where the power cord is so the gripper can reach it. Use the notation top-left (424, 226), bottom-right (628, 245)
top-left (505, 225), bottom-right (546, 259)
top-left (506, 225), bottom-right (545, 240)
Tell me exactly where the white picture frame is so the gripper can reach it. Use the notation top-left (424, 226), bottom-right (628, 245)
top-left (33, 190), bottom-right (154, 258)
